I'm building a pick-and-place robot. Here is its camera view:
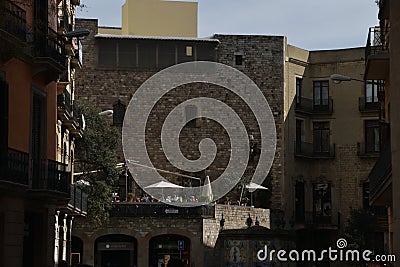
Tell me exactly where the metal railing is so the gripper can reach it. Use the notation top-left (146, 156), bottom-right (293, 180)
top-left (305, 211), bottom-right (332, 225)
top-left (31, 25), bottom-right (65, 66)
top-left (358, 97), bottom-right (380, 113)
top-left (295, 96), bottom-right (333, 114)
top-left (0, 0), bottom-right (26, 42)
top-left (57, 89), bottom-right (72, 115)
top-left (369, 141), bottom-right (392, 199)
top-left (0, 148), bottom-right (29, 185)
top-left (295, 141), bottom-right (336, 158)
top-left (68, 184), bottom-right (88, 215)
top-left (366, 26), bottom-right (390, 62)
top-left (32, 159), bottom-right (70, 193)
top-left (109, 202), bottom-right (215, 218)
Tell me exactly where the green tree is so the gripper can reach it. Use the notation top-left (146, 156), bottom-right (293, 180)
top-left (75, 101), bottom-right (121, 227)
top-left (344, 208), bottom-right (377, 250)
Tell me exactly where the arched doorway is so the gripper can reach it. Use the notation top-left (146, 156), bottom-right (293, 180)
top-left (149, 235), bottom-right (190, 267)
top-left (95, 234), bottom-right (137, 267)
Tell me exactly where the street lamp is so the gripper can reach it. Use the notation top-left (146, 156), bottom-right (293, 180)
top-left (330, 74), bottom-right (364, 84)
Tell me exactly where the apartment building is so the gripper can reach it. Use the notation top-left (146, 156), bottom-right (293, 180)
top-left (0, 0), bottom-right (87, 266)
top-left (365, 0), bottom-right (400, 263)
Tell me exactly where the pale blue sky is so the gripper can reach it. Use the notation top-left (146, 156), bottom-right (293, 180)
top-left (76, 0), bottom-right (379, 50)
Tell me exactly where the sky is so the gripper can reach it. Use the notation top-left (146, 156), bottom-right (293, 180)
top-left (76, 0), bottom-right (379, 51)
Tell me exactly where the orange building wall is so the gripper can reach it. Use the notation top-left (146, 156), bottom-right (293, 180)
top-left (5, 58), bottom-right (31, 153)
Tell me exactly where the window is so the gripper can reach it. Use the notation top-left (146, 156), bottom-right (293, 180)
top-left (113, 100), bottom-right (126, 126)
top-left (185, 105), bottom-right (198, 128)
top-left (295, 181), bottom-right (305, 222)
top-left (313, 122), bottom-right (330, 153)
top-left (295, 119), bottom-right (303, 153)
top-left (118, 41), bottom-right (137, 68)
top-left (313, 80), bottom-right (329, 106)
top-left (186, 46), bottom-right (193, 56)
top-left (296, 77), bottom-right (302, 104)
top-left (178, 44), bottom-right (194, 63)
top-left (98, 41), bottom-right (116, 67)
top-left (365, 120), bottom-right (380, 152)
top-left (313, 183), bottom-right (332, 223)
top-left (365, 80), bottom-right (383, 103)
top-left (235, 54), bottom-right (243, 66)
top-left (138, 43), bottom-right (156, 68)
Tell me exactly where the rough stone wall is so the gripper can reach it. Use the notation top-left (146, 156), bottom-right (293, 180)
top-left (203, 205), bottom-right (270, 247)
top-left (213, 34), bottom-right (285, 215)
top-left (75, 20), bottom-right (285, 214)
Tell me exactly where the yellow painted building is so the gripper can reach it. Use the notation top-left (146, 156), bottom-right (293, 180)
top-left (121, 0), bottom-right (198, 37)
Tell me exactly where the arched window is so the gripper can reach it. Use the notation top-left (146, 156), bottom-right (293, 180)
top-left (113, 100), bottom-right (126, 126)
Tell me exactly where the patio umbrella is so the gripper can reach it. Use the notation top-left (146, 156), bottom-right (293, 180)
top-left (245, 182), bottom-right (269, 206)
top-left (201, 176), bottom-right (213, 202)
top-left (145, 181), bottom-right (184, 200)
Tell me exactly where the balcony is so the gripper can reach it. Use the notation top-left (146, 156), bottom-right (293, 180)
top-left (365, 26), bottom-right (389, 80)
top-left (369, 142), bottom-right (392, 206)
top-left (357, 142), bottom-right (380, 158)
top-left (67, 184), bottom-right (88, 216)
top-left (301, 211), bottom-right (339, 229)
top-left (57, 89), bottom-right (84, 137)
top-left (0, 0), bottom-right (26, 43)
top-left (31, 26), bottom-right (66, 81)
top-left (358, 97), bottom-right (380, 113)
top-left (31, 160), bottom-right (70, 194)
top-left (0, 148), bottom-right (29, 186)
top-left (295, 96), bottom-right (333, 115)
top-left (109, 202), bottom-right (215, 218)
top-left (295, 141), bottom-right (336, 159)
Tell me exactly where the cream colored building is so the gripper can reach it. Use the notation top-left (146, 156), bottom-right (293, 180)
top-left (121, 0), bottom-right (197, 37)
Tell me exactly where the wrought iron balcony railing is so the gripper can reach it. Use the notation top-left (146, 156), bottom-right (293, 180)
top-left (305, 211), bottom-right (333, 225)
top-left (366, 26), bottom-right (389, 62)
top-left (0, 148), bottom-right (29, 185)
top-left (68, 184), bottom-right (88, 215)
top-left (369, 141), bottom-right (392, 200)
top-left (358, 97), bottom-right (380, 113)
top-left (32, 159), bottom-right (70, 193)
top-left (109, 202), bottom-right (215, 218)
top-left (295, 141), bottom-right (336, 159)
top-left (57, 89), bottom-right (72, 115)
top-left (31, 26), bottom-right (66, 67)
top-left (0, 0), bottom-right (26, 42)
top-left (295, 96), bottom-right (334, 115)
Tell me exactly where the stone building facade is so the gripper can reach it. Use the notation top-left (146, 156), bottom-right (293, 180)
top-left (73, 18), bottom-right (380, 267)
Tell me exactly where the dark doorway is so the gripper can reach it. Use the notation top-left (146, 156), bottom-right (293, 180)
top-left (149, 235), bottom-right (190, 267)
top-left (71, 236), bottom-right (84, 265)
top-left (95, 234), bottom-right (137, 267)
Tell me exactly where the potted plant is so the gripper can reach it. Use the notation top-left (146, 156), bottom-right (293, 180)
top-left (242, 197), bottom-right (250, 206)
top-left (127, 192), bottom-right (134, 202)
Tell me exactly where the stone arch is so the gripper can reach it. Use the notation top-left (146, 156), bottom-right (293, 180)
top-left (149, 234), bottom-right (191, 267)
top-left (94, 234), bottom-right (138, 267)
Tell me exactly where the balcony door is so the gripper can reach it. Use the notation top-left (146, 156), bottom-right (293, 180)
top-left (313, 81), bottom-right (329, 108)
top-left (313, 122), bottom-right (330, 153)
top-left (31, 90), bottom-right (46, 188)
top-left (0, 80), bottom-right (8, 161)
